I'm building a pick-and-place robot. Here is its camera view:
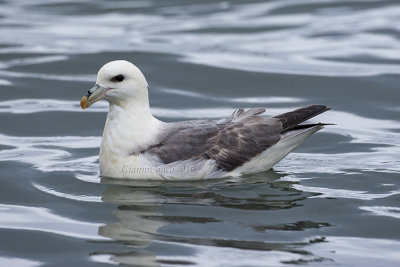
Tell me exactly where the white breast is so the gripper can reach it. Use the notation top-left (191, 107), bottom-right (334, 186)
top-left (99, 104), bottom-right (164, 178)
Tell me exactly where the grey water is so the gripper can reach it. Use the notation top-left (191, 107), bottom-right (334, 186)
top-left (0, 0), bottom-right (399, 266)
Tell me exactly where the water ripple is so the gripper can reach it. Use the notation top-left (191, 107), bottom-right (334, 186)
top-left (292, 185), bottom-right (400, 200)
top-left (160, 88), bottom-right (304, 104)
top-left (0, 99), bottom-right (399, 178)
top-left (0, 257), bottom-right (42, 267)
top-left (0, 204), bottom-right (104, 240)
top-left (0, 133), bottom-right (100, 175)
top-left (1, 0), bottom-right (399, 76)
top-left (360, 206), bottom-right (400, 219)
top-left (33, 183), bottom-right (102, 203)
top-left (0, 1), bottom-right (399, 266)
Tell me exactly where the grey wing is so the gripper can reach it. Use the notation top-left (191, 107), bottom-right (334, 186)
top-left (143, 119), bottom-right (224, 164)
top-left (144, 108), bottom-right (283, 171)
top-left (202, 108), bottom-right (282, 171)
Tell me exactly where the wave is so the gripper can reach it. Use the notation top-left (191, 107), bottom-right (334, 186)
top-left (1, 1), bottom-right (400, 76)
top-left (0, 203), bottom-right (104, 240)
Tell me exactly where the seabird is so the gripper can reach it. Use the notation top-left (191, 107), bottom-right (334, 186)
top-left (80, 60), bottom-right (330, 179)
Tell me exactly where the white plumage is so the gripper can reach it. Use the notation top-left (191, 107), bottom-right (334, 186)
top-left (80, 60), bottom-right (329, 180)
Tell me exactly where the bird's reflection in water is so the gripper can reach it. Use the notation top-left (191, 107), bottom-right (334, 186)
top-left (95, 171), bottom-right (330, 266)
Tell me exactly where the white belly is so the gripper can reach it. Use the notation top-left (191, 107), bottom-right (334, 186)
top-left (100, 124), bottom-right (322, 180)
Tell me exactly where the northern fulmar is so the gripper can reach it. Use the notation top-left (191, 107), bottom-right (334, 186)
top-left (80, 60), bottom-right (330, 179)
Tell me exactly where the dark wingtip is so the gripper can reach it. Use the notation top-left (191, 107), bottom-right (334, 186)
top-left (274, 105), bottom-right (332, 132)
top-left (291, 122), bottom-right (335, 130)
top-left (305, 104), bottom-right (331, 112)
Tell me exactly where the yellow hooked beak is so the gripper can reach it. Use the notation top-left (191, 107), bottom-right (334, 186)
top-left (80, 84), bottom-right (109, 109)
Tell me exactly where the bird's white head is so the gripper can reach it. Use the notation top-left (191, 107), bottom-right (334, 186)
top-left (80, 60), bottom-right (149, 109)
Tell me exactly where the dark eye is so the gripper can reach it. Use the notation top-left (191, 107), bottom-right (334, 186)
top-left (112, 74), bottom-right (124, 82)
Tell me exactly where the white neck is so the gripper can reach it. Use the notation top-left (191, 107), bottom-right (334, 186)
top-left (99, 93), bottom-right (164, 161)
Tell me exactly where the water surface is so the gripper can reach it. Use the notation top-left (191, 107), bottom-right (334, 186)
top-left (0, 0), bottom-right (399, 266)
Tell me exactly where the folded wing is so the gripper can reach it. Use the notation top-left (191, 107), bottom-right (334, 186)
top-left (143, 105), bottom-right (329, 171)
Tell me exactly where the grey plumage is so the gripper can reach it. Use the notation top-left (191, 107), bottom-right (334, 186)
top-left (143, 105), bottom-right (330, 172)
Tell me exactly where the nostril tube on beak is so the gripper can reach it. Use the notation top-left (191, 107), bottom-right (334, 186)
top-left (80, 84), bottom-right (107, 110)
